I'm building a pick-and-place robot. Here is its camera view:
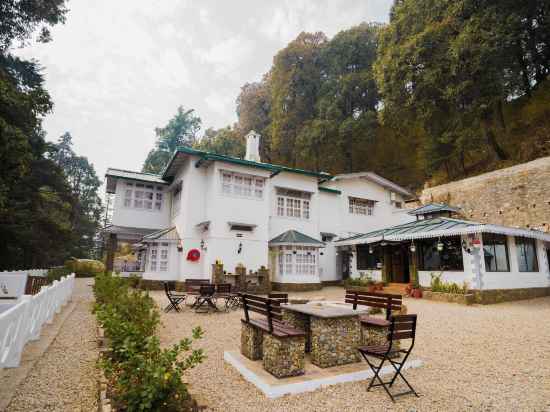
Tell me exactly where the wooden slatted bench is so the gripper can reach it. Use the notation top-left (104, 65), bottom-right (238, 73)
top-left (241, 294), bottom-right (306, 378)
top-left (346, 290), bottom-right (405, 348)
top-left (25, 276), bottom-right (50, 295)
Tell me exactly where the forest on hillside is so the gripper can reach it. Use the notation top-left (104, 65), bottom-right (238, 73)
top-left (0, 1), bottom-right (103, 269)
top-left (144, 0), bottom-right (550, 190)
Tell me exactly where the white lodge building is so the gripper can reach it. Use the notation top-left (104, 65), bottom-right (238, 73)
top-left (104, 131), bottom-right (412, 290)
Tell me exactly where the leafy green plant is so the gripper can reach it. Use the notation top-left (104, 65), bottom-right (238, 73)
top-left (430, 273), bottom-right (468, 295)
top-left (47, 266), bottom-right (71, 282)
top-left (93, 272), bottom-right (204, 411)
top-left (344, 273), bottom-right (375, 288)
top-left (65, 258), bottom-right (105, 277)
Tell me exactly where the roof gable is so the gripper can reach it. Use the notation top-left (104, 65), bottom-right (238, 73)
top-left (269, 230), bottom-right (325, 247)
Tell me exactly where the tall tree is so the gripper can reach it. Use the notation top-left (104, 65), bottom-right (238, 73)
top-left (375, 0), bottom-right (550, 177)
top-left (142, 106), bottom-right (201, 173)
top-left (194, 126), bottom-right (245, 158)
top-left (270, 32), bottom-right (328, 166)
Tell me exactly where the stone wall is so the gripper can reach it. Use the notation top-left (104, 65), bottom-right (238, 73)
top-left (420, 156), bottom-right (550, 232)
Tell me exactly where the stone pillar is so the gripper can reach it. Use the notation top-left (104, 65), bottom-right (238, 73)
top-left (310, 316), bottom-right (362, 368)
top-left (240, 322), bottom-right (263, 360)
top-left (105, 233), bottom-right (117, 272)
top-left (212, 263), bottom-right (224, 284)
top-left (257, 266), bottom-right (271, 293)
top-left (262, 334), bottom-right (305, 378)
top-left (235, 265), bottom-right (247, 291)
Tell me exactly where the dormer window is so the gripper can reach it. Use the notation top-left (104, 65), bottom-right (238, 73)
top-left (349, 197), bottom-right (375, 215)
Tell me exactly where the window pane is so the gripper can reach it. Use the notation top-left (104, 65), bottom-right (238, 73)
top-left (516, 237), bottom-right (538, 272)
top-left (124, 199), bottom-right (131, 207)
top-left (483, 234), bottom-right (509, 272)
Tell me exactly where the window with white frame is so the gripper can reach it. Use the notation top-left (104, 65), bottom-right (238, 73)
top-left (124, 182), bottom-right (164, 211)
top-left (277, 246), bottom-right (317, 276)
top-left (149, 243), bottom-right (169, 272)
top-left (276, 188), bottom-right (311, 219)
top-left (220, 171), bottom-right (265, 199)
top-left (348, 197), bottom-right (375, 215)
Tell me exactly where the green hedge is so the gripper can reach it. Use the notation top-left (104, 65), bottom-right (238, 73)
top-left (93, 272), bottom-right (205, 411)
top-left (65, 258), bottom-right (105, 277)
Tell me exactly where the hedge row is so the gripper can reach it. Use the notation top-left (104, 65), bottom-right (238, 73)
top-left (93, 272), bottom-right (205, 411)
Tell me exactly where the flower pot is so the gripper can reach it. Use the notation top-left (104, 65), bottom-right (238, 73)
top-left (411, 288), bottom-right (423, 298)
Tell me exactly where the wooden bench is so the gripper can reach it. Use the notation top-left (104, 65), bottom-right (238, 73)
top-left (241, 294), bottom-right (305, 378)
top-left (345, 290), bottom-right (402, 326)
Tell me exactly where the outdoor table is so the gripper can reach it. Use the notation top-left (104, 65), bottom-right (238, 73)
top-left (281, 301), bottom-right (369, 368)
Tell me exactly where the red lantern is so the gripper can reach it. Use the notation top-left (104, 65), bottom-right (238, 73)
top-left (186, 249), bottom-right (200, 262)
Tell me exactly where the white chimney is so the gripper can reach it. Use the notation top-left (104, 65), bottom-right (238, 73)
top-left (245, 130), bottom-right (261, 162)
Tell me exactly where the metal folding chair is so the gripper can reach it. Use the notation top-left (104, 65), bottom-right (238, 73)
top-left (194, 284), bottom-right (218, 313)
top-left (163, 282), bottom-right (186, 312)
top-left (358, 314), bottom-right (419, 402)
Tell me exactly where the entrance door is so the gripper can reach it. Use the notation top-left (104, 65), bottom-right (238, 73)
top-left (341, 251), bottom-right (351, 280)
top-left (389, 245), bottom-right (410, 283)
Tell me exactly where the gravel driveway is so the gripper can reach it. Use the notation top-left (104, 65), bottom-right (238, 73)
top-left (153, 287), bottom-right (550, 412)
top-left (6, 279), bottom-right (98, 412)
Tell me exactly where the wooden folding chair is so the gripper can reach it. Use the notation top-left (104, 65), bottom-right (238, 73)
top-left (358, 314), bottom-right (419, 402)
top-left (163, 282), bottom-right (186, 312)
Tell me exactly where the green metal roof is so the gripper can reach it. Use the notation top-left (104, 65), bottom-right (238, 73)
top-left (318, 186), bottom-right (342, 195)
top-left (269, 230), bottom-right (325, 247)
top-left (162, 146), bottom-right (332, 180)
top-left (408, 203), bottom-right (460, 216)
top-left (105, 168), bottom-right (168, 185)
top-left (337, 217), bottom-right (550, 245)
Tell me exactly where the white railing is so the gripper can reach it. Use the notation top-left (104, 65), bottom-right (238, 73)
top-left (0, 273), bottom-right (75, 369)
top-left (0, 269), bottom-right (48, 276)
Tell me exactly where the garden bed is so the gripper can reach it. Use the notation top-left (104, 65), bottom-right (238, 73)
top-left (422, 290), bottom-right (475, 305)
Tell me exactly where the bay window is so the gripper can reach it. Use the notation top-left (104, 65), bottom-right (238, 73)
top-left (277, 246), bottom-right (317, 276)
top-left (276, 188), bottom-right (311, 219)
top-left (418, 237), bottom-right (464, 271)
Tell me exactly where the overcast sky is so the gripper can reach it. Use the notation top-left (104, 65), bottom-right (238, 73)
top-left (17, 0), bottom-right (393, 180)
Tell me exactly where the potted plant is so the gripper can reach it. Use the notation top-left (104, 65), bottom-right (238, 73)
top-left (409, 279), bottom-right (422, 298)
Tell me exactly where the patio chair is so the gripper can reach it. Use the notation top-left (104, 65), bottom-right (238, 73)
top-left (215, 283), bottom-right (234, 311)
top-left (163, 282), bottom-right (186, 313)
top-left (194, 284), bottom-right (218, 313)
top-left (358, 314), bottom-right (419, 402)
top-left (185, 279), bottom-right (210, 307)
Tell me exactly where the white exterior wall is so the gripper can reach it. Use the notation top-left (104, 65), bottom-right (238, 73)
top-left (111, 178), bottom-right (169, 230)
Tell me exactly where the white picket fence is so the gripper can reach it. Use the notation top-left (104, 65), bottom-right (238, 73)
top-left (0, 273), bottom-right (75, 369)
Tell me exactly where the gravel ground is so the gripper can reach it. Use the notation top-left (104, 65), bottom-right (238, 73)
top-left (6, 279), bottom-right (98, 412)
top-left (153, 287), bottom-right (550, 412)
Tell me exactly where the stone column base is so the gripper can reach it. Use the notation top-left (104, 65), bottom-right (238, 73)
top-left (310, 316), bottom-right (362, 368)
top-left (262, 334), bottom-right (305, 378)
top-left (241, 322), bottom-right (263, 361)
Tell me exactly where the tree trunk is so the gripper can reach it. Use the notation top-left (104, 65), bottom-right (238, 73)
top-left (482, 122), bottom-right (508, 160)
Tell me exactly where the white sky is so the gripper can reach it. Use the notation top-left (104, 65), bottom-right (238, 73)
top-left (17, 0), bottom-right (392, 180)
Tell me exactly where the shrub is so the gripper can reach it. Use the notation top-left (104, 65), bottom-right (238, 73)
top-left (344, 274), bottom-right (375, 288)
top-left (65, 258), bottom-right (105, 277)
top-left (93, 272), bottom-right (204, 411)
top-left (430, 273), bottom-right (468, 294)
top-left (47, 266), bottom-right (71, 282)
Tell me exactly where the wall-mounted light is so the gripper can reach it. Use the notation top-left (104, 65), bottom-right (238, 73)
top-left (437, 238), bottom-right (444, 252)
top-left (369, 245), bottom-right (374, 254)
top-left (177, 240), bottom-right (183, 252)
top-left (200, 239), bottom-right (207, 251)
top-left (237, 242), bottom-right (242, 254)
top-left (409, 241), bottom-right (416, 253)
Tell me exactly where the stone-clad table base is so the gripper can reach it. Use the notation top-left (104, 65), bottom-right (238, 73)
top-left (309, 316), bottom-right (362, 368)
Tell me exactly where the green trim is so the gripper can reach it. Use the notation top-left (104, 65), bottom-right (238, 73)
top-left (318, 186), bottom-right (341, 195)
top-left (162, 146), bottom-right (332, 180)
